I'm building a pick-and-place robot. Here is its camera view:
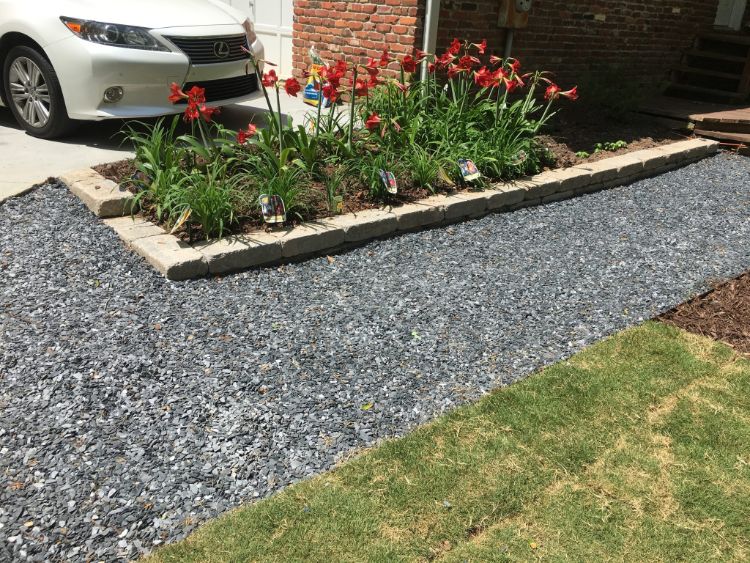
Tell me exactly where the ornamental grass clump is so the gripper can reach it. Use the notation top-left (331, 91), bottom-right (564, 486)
top-left (125, 38), bottom-right (577, 240)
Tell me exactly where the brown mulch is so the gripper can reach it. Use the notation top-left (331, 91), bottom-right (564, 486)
top-left (539, 108), bottom-right (686, 169)
top-left (91, 109), bottom-right (689, 239)
top-left (660, 272), bottom-right (750, 355)
top-left (93, 160), bottom-right (136, 185)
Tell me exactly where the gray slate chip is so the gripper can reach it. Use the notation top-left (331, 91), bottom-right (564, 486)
top-left (1, 153), bottom-right (750, 561)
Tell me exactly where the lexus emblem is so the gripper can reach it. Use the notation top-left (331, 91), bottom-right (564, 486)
top-left (213, 41), bottom-right (231, 59)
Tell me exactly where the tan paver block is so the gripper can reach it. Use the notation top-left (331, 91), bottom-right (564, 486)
top-left (60, 168), bottom-right (133, 218)
top-left (278, 222), bottom-right (346, 257)
top-left (486, 183), bottom-right (526, 210)
top-left (443, 191), bottom-right (488, 221)
top-left (131, 235), bottom-right (208, 281)
top-left (654, 138), bottom-right (719, 161)
top-left (390, 202), bottom-right (445, 231)
top-left (578, 154), bottom-right (645, 184)
top-left (322, 209), bottom-right (397, 242)
top-left (104, 216), bottom-right (165, 245)
top-left (524, 170), bottom-right (563, 199)
top-left (631, 147), bottom-right (670, 171)
top-left (194, 232), bottom-right (283, 274)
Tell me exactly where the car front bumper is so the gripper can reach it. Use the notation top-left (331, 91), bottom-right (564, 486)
top-left (46, 24), bottom-right (264, 121)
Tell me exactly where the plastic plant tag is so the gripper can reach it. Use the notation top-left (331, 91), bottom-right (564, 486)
top-left (458, 159), bottom-right (481, 182)
top-left (259, 194), bottom-right (287, 224)
top-left (379, 169), bottom-right (398, 195)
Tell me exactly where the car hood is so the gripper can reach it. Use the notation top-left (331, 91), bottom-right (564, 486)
top-left (54, 0), bottom-right (245, 29)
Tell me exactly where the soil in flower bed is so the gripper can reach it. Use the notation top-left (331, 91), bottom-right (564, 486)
top-left (538, 107), bottom-right (686, 168)
top-left (91, 109), bottom-right (686, 241)
top-left (660, 272), bottom-right (750, 355)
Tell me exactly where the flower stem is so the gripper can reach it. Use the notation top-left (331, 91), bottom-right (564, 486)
top-left (348, 65), bottom-right (358, 152)
top-left (276, 85), bottom-right (283, 159)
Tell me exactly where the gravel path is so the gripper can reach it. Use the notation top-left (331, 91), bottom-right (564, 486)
top-left (2, 153), bottom-right (750, 561)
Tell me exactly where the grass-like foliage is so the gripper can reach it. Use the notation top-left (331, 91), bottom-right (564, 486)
top-left (147, 322), bottom-right (750, 561)
top-left (126, 39), bottom-right (578, 240)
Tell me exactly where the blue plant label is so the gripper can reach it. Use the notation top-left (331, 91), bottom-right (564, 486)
top-left (458, 159), bottom-right (481, 182)
top-left (259, 194), bottom-right (287, 224)
top-left (379, 169), bottom-right (398, 194)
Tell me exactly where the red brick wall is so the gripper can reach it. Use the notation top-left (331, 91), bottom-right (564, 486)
top-left (292, 0), bottom-right (422, 78)
top-left (434, 1), bottom-right (721, 87)
top-left (293, 1), bottom-right (731, 88)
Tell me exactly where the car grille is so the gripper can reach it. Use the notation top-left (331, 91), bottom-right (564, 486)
top-left (166, 34), bottom-right (249, 65)
top-left (178, 74), bottom-right (259, 103)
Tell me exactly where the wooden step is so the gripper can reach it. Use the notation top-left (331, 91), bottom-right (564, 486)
top-left (694, 128), bottom-right (750, 143)
top-left (666, 83), bottom-right (747, 102)
top-left (698, 32), bottom-right (750, 46)
top-left (673, 65), bottom-right (743, 80)
top-left (684, 49), bottom-right (748, 63)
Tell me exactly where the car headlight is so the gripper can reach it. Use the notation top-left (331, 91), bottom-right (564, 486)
top-left (61, 17), bottom-right (169, 51)
top-left (242, 19), bottom-right (258, 45)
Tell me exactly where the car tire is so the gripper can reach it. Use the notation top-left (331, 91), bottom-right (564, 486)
top-left (2, 45), bottom-right (76, 139)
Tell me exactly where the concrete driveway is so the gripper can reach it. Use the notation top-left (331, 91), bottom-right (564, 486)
top-left (0, 94), bottom-right (312, 203)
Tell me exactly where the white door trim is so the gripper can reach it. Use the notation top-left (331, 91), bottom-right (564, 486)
top-left (715, 0), bottom-right (747, 30)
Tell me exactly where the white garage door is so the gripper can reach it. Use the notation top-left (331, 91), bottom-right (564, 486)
top-left (225, 0), bottom-right (294, 76)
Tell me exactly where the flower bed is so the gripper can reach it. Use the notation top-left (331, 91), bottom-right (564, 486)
top-left (118, 38), bottom-right (579, 241)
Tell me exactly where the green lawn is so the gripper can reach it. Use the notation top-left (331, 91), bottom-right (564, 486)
top-left (149, 322), bottom-right (750, 562)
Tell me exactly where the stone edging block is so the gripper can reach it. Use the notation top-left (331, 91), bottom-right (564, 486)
top-left (60, 137), bottom-right (719, 280)
top-left (131, 235), bottom-right (208, 281)
top-left (59, 168), bottom-right (133, 218)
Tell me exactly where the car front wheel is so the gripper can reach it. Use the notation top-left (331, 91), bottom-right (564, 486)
top-left (2, 45), bottom-right (75, 139)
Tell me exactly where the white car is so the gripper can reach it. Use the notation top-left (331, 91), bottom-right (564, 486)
top-left (0, 0), bottom-right (264, 138)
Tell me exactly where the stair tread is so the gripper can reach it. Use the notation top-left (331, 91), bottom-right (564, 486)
top-left (695, 128), bottom-right (750, 142)
top-left (673, 65), bottom-right (743, 80)
top-left (667, 83), bottom-right (745, 99)
top-left (698, 32), bottom-right (750, 46)
top-left (685, 49), bottom-right (748, 63)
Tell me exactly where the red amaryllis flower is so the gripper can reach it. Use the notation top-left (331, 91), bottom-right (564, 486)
top-left (447, 64), bottom-right (465, 80)
top-left (544, 83), bottom-right (561, 100)
top-left (168, 82), bottom-right (186, 104)
top-left (354, 78), bottom-right (369, 97)
top-left (365, 57), bottom-right (379, 70)
top-left (435, 51), bottom-right (455, 67)
top-left (365, 112), bottom-right (381, 131)
top-left (184, 85), bottom-right (206, 106)
top-left (284, 77), bottom-right (302, 97)
top-left (394, 81), bottom-right (409, 93)
top-left (262, 69), bottom-right (278, 87)
top-left (199, 105), bottom-right (220, 122)
top-left (335, 60), bottom-right (347, 75)
top-left (380, 49), bottom-right (390, 67)
top-left (489, 55), bottom-right (503, 66)
top-left (428, 62), bottom-right (436, 74)
top-left (401, 55), bottom-right (417, 73)
top-left (448, 38), bottom-right (462, 55)
top-left (560, 86), bottom-right (578, 100)
top-left (414, 49), bottom-right (429, 64)
top-left (473, 39), bottom-right (487, 55)
top-left (367, 73), bottom-right (380, 88)
top-left (506, 75), bottom-right (524, 93)
top-left (322, 83), bottom-right (340, 103)
top-left (509, 59), bottom-right (521, 74)
top-left (474, 66), bottom-right (494, 88)
top-left (457, 55), bottom-right (480, 70)
top-left (237, 123), bottom-right (257, 144)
